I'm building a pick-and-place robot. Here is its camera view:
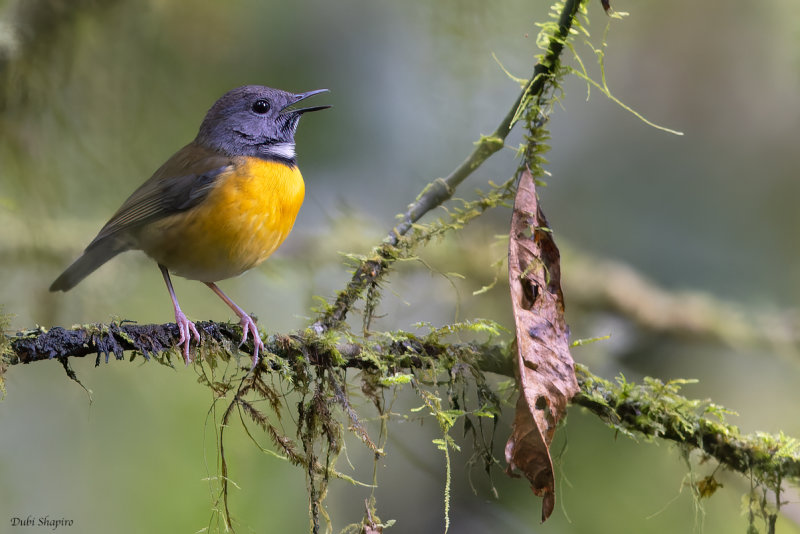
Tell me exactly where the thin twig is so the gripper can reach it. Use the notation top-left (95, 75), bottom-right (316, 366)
top-left (311, 0), bottom-right (583, 334)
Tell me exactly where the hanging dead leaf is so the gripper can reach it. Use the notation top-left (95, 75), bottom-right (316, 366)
top-left (505, 168), bottom-right (579, 522)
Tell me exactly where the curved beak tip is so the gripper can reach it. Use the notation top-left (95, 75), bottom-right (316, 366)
top-left (282, 89), bottom-right (331, 114)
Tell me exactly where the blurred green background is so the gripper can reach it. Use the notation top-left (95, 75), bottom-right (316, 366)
top-left (2, 0), bottom-right (800, 532)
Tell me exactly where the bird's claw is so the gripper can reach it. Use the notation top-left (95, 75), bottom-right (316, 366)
top-left (238, 314), bottom-right (265, 371)
top-left (175, 310), bottom-right (201, 365)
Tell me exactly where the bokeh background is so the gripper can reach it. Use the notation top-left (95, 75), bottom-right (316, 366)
top-left (1, 0), bottom-right (800, 532)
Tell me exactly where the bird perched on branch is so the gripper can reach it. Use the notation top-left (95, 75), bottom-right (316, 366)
top-left (50, 85), bottom-right (330, 369)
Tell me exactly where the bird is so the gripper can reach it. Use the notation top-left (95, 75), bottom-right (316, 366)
top-left (50, 85), bottom-right (330, 369)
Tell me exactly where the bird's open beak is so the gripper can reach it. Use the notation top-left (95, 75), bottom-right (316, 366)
top-left (281, 89), bottom-right (331, 114)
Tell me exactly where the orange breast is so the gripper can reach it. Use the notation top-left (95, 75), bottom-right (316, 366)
top-left (137, 157), bottom-right (305, 282)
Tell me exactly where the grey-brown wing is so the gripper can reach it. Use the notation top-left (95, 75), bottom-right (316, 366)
top-left (51, 146), bottom-right (233, 292)
top-left (89, 148), bottom-right (233, 246)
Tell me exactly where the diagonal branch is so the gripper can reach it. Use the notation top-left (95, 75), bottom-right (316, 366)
top-left (572, 366), bottom-right (800, 490)
top-left (311, 0), bottom-right (586, 334)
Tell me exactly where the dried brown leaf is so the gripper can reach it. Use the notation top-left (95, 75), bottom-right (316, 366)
top-left (505, 169), bottom-right (579, 522)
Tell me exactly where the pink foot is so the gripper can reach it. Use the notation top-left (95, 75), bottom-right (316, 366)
top-left (204, 282), bottom-right (264, 371)
top-left (160, 264), bottom-right (200, 365)
top-left (175, 309), bottom-right (201, 365)
top-left (239, 314), bottom-right (265, 370)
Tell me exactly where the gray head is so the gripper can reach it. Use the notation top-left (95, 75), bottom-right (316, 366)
top-left (195, 85), bottom-right (329, 164)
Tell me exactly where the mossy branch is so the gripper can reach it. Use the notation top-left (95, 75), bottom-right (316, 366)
top-left (2, 321), bottom-right (509, 371)
top-left (573, 366), bottom-right (800, 496)
top-left (5, 321), bottom-right (800, 498)
top-left (311, 0), bottom-right (585, 334)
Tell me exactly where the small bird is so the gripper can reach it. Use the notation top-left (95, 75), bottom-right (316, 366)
top-left (50, 85), bottom-right (329, 368)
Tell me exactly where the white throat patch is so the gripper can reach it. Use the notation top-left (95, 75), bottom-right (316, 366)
top-left (265, 142), bottom-right (296, 160)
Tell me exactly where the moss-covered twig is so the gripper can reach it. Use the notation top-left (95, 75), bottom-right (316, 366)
top-left (7, 320), bottom-right (800, 498)
top-left (573, 365), bottom-right (800, 492)
top-left (6, 321), bottom-right (241, 365)
top-left (2, 322), bottom-right (509, 372)
top-left (311, 0), bottom-right (587, 334)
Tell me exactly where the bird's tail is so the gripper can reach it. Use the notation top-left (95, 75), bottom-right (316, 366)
top-left (50, 239), bottom-right (130, 292)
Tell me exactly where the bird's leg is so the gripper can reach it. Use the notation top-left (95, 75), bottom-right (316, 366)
top-left (205, 282), bottom-right (265, 370)
top-left (160, 264), bottom-right (200, 364)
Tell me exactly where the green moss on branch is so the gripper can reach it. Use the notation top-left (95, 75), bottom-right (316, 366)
top-left (573, 365), bottom-right (800, 494)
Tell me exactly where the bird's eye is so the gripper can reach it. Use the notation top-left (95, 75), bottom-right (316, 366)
top-left (251, 99), bottom-right (270, 114)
